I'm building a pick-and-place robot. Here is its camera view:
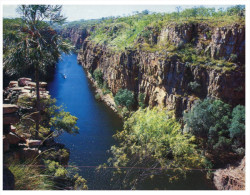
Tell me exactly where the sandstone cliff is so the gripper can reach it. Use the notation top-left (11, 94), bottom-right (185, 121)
top-left (75, 22), bottom-right (244, 116)
top-left (213, 157), bottom-right (245, 190)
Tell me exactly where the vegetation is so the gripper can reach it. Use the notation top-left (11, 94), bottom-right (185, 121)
top-left (3, 5), bottom-right (73, 137)
top-left (93, 69), bottom-right (104, 87)
top-left (16, 96), bottom-right (79, 140)
top-left (138, 93), bottom-right (146, 108)
top-left (107, 107), bottom-right (209, 189)
top-left (83, 5), bottom-right (244, 52)
top-left (114, 89), bottom-right (135, 110)
top-left (183, 99), bottom-right (245, 158)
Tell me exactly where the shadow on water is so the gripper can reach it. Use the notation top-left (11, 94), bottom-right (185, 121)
top-left (48, 53), bottom-right (215, 190)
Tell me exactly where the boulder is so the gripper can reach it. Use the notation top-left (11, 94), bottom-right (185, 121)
top-left (18, 77), bottom-right (32, 87)
top-left (6, 132), bottom-right (23, 145)
top-left (3, 104), bottom-right (19, 114)
top-left (20, 148), bottom-right (40, 160)
top-left (26, 139), bottom-right (42, 147)
top-left (3, 136), bottom-right (10, 152)
top-left (9, 81), bottom-right (18, 88)
top-left (20, 89), bottom-right (31, 94)
top-left (27, 82), bottom-right (36, 87)
top-left (3, 113), bottom-right (20, 125)
top-left (10, 125), bottom-right (16, 133)
top-left (39, 82), bottom-right (47, 88)
top-left (3, 166), bottom-right (15, 190)
top-left (24, 86), bottom-right (33, 91)
top-left (10, 87), bottom-right (22, 92)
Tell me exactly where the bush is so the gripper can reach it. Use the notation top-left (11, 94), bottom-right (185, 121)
top-left (108, 107), bottom-right (208, 188)
top-left (138, 93), bottom-right (146, 108)
top-left (183, 98), bottom-right (231, 154)
top-left (95, 93), bottom-right (101, 101)
top-left (93, 69), bottom-right (103, 87)
top-left (188, 81), bottom-right (201, 93)
top-left (229, 105), bottom-right (245, 154)
top-left (114, 89), bottom-right (135, 109)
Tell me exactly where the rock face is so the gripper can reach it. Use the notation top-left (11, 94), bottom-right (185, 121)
top-left (78, 35), bottom-right (244, 116)
top-left (59, 27), bottom-right (90, 49)
top-left (213, 157), bottom-right (245, 190)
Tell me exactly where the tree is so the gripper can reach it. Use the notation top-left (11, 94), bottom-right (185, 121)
top-left (93, 69), bottom-right (103, 87)
top-left (4, 5), bottom-right (72, 137)
top-left (107, 107), bottom-right (208, 189)
top-left (114, 89), bottom-right (135, 110)
top-left (183, 98), bottom-right (231, 155)
top-left (229, 105), bottom-right (245, 154)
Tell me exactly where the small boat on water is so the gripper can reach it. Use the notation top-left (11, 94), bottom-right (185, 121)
top-left (63, 74), bottom-right (67, 79)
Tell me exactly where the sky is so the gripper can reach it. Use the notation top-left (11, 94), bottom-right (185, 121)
top-left (3, 5), bottom-right (234, 21)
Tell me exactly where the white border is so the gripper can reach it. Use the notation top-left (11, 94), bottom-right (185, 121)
top-left (0, 1), bottom-right (249, 195)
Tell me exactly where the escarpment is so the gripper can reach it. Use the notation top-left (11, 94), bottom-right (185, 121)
top-left (75, 22), bottom-right (245, 117)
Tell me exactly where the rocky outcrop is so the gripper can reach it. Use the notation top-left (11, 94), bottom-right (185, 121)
top-left (213, 157), bottom-right (245, 190)
top-left (60, 27), bottom-right (91, 49)
top-left (157, 23), bottom-right (245, 63)
top-left (78, 37), bottom-right (244, 116)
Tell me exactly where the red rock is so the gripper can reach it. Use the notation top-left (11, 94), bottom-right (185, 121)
top-left (9, 81), bottom-right (18, 88)
top-left (3, 104), bottom-right (19, 114)
top-left (26, 140), bottom-right (42, 147)
top-left (6, 132), bottom-right (22, 145)
top-left (10, 125), bottom-right (16, 133)
top-left (18, 77), bottom-right (32, 86)
top-left (20, 148), bottom-right (40, 159)
top-left (3, 113), bottom-right (19, 125)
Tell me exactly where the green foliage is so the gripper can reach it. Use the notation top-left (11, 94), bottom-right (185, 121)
top-left (93, 69), bottom-right (103, 87)
top-left (108, 107), bottom-right (208, 188)
top-left (44, 160), bottom-right (68, 178)
top-left (114, 89), bottom-right (135, 109)
top-left (138, 93), bottom-right (146, 108)
top-left (9, 162), bottom-right (54, 190)
top-left (183, 98), bottom-right (231, 154)
top-left (74, 174), bottom-right (88, 190)
top-left (188, 81), bottom-right (201, 93)
top-left (229, 105), bottom-right (245, 154)
top-left (184, 99), bottom-right (245, 159)
top-left (16, 96), bottom-right (79, 139)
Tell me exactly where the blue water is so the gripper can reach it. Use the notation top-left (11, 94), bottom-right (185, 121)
top-left (47, 53), bottom-right (123, 189)
top-left (48, 53), bottom-right (216, 190)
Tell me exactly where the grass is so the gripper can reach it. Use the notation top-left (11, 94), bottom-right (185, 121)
top-left (9, 162), bottom-right (55, 190)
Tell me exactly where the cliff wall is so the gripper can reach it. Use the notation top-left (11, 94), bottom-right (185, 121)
top-left (76, 23), bottom-right (244, 116)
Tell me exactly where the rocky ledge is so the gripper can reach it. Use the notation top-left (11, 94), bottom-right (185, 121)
top-left (213, 157), bottom-right (245, 190)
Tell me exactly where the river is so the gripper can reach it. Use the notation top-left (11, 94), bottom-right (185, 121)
top-left (48, 53), bottom-right (216, 190)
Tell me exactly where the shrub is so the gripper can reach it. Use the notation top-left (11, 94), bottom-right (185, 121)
top-left (229, 53), bottom-right (238, 62)
top-left (183, 98), bottom-right (231, 155)
top-left (93, 69), bottom-right (103, 87)
top-left (138, 93), bottom-right (146, 108)
top-left (188, 81), bottom-right (201, 93)
top-left (114, 89), bottom-right (135, 109)
top-left (9, 163), bottom-right (54, 190)
top-left (95, 93), bottom-right (101, 101)
top-left (108, 107), bottom-right (209, 188)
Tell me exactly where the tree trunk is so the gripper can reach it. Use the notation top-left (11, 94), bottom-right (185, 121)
top-left (35, 67), bottom-right (40, 138)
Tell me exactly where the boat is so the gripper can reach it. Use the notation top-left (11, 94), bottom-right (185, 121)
top-left (63, 74), bottom-right (67, 79)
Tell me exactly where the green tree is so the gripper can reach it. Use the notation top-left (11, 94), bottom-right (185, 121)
top-left (114, 89), bottom-right (135, 110)
top-left (229, 105), bottom-right (245, 154)
top-left (93, 69), bottom-right (104, 87)
top-left (183, 98), bottom-right (231, 155)
top-left (107, 107), bottom-right (208, 189)
top-left (4, 5), bottom-right (72, 138)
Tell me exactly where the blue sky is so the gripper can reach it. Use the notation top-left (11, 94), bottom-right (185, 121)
top-left (3, 5), bottom-right (234, 21)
